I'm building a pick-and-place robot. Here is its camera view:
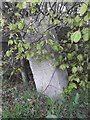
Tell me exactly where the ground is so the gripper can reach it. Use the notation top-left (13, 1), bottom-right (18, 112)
top-left (2, 78), bottom-right (89, 119)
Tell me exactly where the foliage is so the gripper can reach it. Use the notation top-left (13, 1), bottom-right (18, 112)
top-left (2, 79), bottom-right (89, 118)
top-left (1, 2), bottom-right (90, 92)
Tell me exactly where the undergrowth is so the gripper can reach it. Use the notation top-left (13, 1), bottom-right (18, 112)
top-left (2, 79), bottom-right (89, 119)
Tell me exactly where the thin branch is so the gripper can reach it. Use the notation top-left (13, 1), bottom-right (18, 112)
top-left (42, 68), bottom-right (57, 93)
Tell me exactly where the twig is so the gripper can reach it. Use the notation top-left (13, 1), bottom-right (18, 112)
top-left (42, 68), bottom-right (56, 93)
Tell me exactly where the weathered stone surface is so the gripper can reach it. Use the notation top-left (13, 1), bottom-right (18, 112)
top-left (29, 59), bottom-right (68, 99)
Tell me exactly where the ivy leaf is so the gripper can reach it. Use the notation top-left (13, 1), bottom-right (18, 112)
top-left (16, 3), bottom-right (23, 9)
top-left (15, 12), bottom-right (21, 17)
top-left (77, 66), bottom-right (83, 72)
top-left (83, 32), bottom-right (90, 41)
top-left (42, 49), bottom-right (47, 54)
top-left (9, 24), bottom-right (17, 30)
top-left (22, 2), bottom-right (27, 9)
top-left (18, 47), bottom-right (24, 53)
top-left (84, 12), bottom-right (90, 21)
top-left (74, 78), bottom-right (80, 83)
top-left (87, 62), bottom-right (90, 70)
top-left (77, 54), bottom-right (83, 61)
top-left (52, 45), bottom-right (59, 51)
top-left (68, 53), bottom-right (72, 60)
top-left (24, 43), bottom-right (30, 49)
top-left (18, 22), bottom-right (23, 30)
top-left (54, 19), bottom-right (60, 24)
top-left (25, 52), bottom-right (31, 60)
top-left (74, 15), bottom-right (80, 23)
top-left (18, 43), bottom-right (24, 53)
top-left (8, 40), bottom-right (13, 46)
top-left (59, 64), bottom-right (66, 70)
top-left (16, 2), bottom-right (26, 9)
top-left (40, 41), bottom-right (44, 46)
top-left (71, 31), bottom-right (81, 43)
top-left (69, 83), bottom-right (77, 89)
top-left (31, 7), bottom-right (36, 13)
top-left (80, 2), bottom-right (88, 15)
top-left (6, 50), bottom-right (11, 57)
top-left (72, 67), bottom-right (77, 73)
top-left (37, 50), bottom-right (41, 55)
top-left (31, 52), bottom-right (34, 57)
top-left (36, 44), bottom-right (41, 50)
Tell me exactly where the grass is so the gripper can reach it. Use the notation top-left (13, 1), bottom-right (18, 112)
top-left (2, 79), bottom-right (89, 119)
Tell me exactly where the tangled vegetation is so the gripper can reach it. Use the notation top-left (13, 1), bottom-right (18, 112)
top-left (0, 1), bottom-right (90, 119)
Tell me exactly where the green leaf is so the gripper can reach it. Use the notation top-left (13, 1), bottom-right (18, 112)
top-left (22, 2), bottom-right (27, 9)
top-left (74, 93), bottom-right (79, 104)
top-left (37, 50), bottom-right (41, 55)
top-left (46, 114), bottom-right (58, 118)
top-left (82, 28), bottom-right (89, 34)
top-left (16, 3), bottom-right (23, 9)
top-left (74, 15), bottom-right (80, 23)
top-left (36, 44), bottom-right (41, 50)
top-left (31, 52), bottom-right (34, 57)
top-left (40, 41), bottom-right (44, 46)
top-left (21, 19), bottom-right (26, 25)
top-left (15, 12), bottom-right (21, 17)
top-left (74, 78), bottom-right (80, 83)
top-left (71, 31), bottom-right (81, 43)
top-left (72, 67), bottom-right (77, 73)
top-left (18, 43), bottom-right (24, 53)
top-left (82, 28), bottom-right (90, 41)
top-left (25, 52), bottom-right (31, 60)
top-left (6, 50), bottom-right (11, 57)
top-left (42, 49), bottom-right (47, 54)
top-left (18, 47), bottom-right (24, 53)
top-left (59, 64), bottom-right (66, 70)
top-left (31, 7), bottom-right (36, 13)
top-left (24, 43), bottom-right (30, 49)
top-left (83, 32), bottom-right (90, 41)
top-left (80, 81), bottom-right (85, 87)
top-left (46, 56), bottom-right (50, 60)
top-left (8, 40), bottom-right (13, 45)
top-left (53, 61), bottom-right (59, 67)
top-left (18, 42), bottom-right (22, 48)
top-left (68, 53), bottom-right (72, 59)
top-left (16, 2), bottom-right (27, 9)
top-left (77, 66), bottom-right (83, 72)
top-left (84, 12), bottom-right (90, 21)
top-left (69, 83), bottom-right (77, 89)
top-left (52, 45), bottom-right (59, 51)
top-left (50, 53), bottom-right (54, 58)
top-left (16, 54), bottom-right (20, 60)
top-left (80, 2), bottom-right (88, 15)
top-left (1, 19), bottom-right (5, 27)
top-left (54, 19), bottom-right (60, 24)
top-left (18, 22), bottom-right (23, 30)
top-left (87, 62), bottom-right (90, 70)
top-left (9, 24), bottom-right (17, 30)
top-left (47, 97), bottom-right (52, 105)
top-left (77, 54), bottom-right (83, 61)
top-left (79, 21), bottom-right (83, 26)
top-left (59, 46), bottom-right (63, 51)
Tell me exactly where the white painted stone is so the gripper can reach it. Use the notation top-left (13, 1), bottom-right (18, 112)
top-left (29, 59), bottom-right (68, 99)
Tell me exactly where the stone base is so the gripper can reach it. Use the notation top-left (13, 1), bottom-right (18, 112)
top-left (29, 59), bottom-right (68, 99)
